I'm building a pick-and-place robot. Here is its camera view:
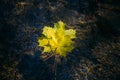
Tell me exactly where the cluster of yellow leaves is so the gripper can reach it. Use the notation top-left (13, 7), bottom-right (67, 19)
top-left (38, 21), bottom-right (76, 57)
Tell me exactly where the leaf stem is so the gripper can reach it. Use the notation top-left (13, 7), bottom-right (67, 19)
top-left (43, 54), bottom-right (54, 61)
top-left (54, 49), bottom-right (57, 80)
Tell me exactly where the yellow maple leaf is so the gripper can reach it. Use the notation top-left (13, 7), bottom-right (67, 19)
top-left (38, 21), bottom-right (76, 57)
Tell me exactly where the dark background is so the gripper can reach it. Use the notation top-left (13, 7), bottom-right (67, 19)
top-left (0, 0), bottom-right (120, 80)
